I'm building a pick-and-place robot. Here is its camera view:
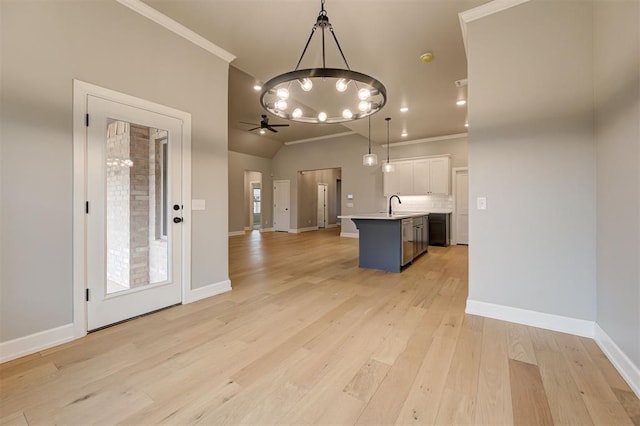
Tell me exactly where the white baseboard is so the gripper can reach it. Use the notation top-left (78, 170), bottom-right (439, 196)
top-left (244, 226), bottom-right (251, 231)
top-left (0, 323), bottom-right (76, 363)
top-left (185, 279), bottom-right (232, 304)
top-left (290, 227), bottom-right (318, 234)
top-left (340, 232), bottom-right (359, 238)
top-left (327, 223), bottom-right (339, 229)
top-left (260, 228), bottom-right (274, 232)
top-left (594, 324), bottom-right (640, 398)
top-left (465, 299), bottom-right (595, 338)
top-left (228, 230), bottom-right (245, 237)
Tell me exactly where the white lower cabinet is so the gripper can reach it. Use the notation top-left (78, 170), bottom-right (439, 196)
top-left (384, 156), bottom-right (450, 196)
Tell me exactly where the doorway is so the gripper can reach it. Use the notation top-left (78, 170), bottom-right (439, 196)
top-left (452, 167), bottom-right (469, 245)
top-left (336, 179), bottom-right (342, 225)
top-left (317, 183), bottom-right (328, 229)
top-left (251, 182), bottom-right (261, 230)
top-left (74, 80), bottom-right (191, 333)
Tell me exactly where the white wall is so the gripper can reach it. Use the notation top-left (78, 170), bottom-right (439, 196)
top-left (0, 1), bottom-right (229, 341)
top-left (594, 0), bottom-right (640, 368)
top-left (466, 0), bottom-right (597, 320)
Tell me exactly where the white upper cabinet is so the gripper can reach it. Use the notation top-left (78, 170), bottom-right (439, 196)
top-left (383, 156), bottom-right (450, 196)
top-left (383, 161), bottom-right (413, 195)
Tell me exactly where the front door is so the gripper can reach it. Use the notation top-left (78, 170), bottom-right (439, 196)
top-left (86, 95), bottom-right (183, 330)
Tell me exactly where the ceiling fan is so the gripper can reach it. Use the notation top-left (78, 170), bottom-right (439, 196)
top-left (241, 114), bottom-right (290, 134)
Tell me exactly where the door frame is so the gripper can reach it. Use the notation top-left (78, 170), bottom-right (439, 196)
top-left (72, 80), bottom-right (192, 338)
top-left (451, 166), bottom-right (469, 245)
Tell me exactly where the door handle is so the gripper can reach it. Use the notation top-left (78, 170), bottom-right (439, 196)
top-left (173, 217), bottom-right (183, 223)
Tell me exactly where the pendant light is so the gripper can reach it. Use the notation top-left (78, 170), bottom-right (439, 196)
top-left (382, 117), bottom-right (395, 173)
top-left (260, 0), bottom-right (386, 124)
top-left (363, 115), bottom-right (378, 166)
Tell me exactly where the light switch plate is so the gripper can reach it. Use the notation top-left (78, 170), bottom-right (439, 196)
top-left (477, 197), bottom-right (487, 210)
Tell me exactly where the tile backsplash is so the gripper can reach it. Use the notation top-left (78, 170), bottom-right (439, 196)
top-left (389, 194), bottom-right (453, 212)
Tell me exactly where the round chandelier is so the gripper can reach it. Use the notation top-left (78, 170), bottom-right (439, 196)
top-left (260, 0), bottom-right (387, 124)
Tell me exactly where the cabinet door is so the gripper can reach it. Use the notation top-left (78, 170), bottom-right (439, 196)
top-left (383, 164), bottom-right (402, 196)
top-left (384, 161), bottom-right (413, 195)
top-left (428, 157), bottom-right (450, 195)
top-left (412, 159), bottom-right (431, 194)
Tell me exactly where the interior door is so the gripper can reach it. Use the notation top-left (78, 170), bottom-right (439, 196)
top-left (86, 95), bottom-right (183, 330)
top-left (317, 183), bottom-right (327, 228)
top-left (273, 180), bottom-right (290, 232)
top-left (455, 169), bottom-right (469, 244)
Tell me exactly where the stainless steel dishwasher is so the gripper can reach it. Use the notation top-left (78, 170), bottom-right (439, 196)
top-left (401, 218), bottom-right (414, 266)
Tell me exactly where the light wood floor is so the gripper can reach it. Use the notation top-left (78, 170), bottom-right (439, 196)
top-left (1, 229), bottom-right (639, 425)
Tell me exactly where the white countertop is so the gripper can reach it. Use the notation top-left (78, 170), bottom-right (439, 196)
top-left (338, 212), bottom-right (429, 220)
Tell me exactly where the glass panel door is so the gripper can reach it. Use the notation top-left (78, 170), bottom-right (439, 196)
top-left (105, 121), bottom-right (169, 294)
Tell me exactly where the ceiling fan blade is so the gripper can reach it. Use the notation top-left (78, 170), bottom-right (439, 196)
top-left (240, 121), bottom-right (259, 126)
top-left (247, 127), bottom-right (260, 132)
top-left (267, 127), bottom-right (278, 133)
top-left (268, 124), bottom-right (290, 127)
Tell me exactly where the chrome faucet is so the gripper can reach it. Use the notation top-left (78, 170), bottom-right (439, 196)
top-left (388, 194), bottom-right (401, 215)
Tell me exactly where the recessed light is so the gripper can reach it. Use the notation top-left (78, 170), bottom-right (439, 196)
top-left (464, 121), bottom-right (469, 128)
top-left (456, 99), bottom-right (467, 106)
top-left (400, 106), bottom-right (409, 113)
top-left (401, 131), bottom-right (408, 137)
top-left (253, 85), bottom-right (262, 91)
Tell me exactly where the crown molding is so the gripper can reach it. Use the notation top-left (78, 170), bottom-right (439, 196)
top-left (116, 0), bottom-right (236, 63)
top-left (382, 133), bottom-right (467, 148)
top-left (459, 0), bottom-right (531, 54)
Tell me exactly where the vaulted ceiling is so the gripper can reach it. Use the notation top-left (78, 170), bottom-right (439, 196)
top-left (144, 0), bottom-right (490, 157)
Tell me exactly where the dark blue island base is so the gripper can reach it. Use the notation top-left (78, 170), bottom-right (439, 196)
top-left (352, 218), bottom-right (403, 273)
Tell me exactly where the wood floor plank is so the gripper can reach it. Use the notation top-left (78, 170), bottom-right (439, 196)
top-left (536, 349), bottom-right (595, 425)
top-left (579, 337), bottom-right (634, 393)
top-left (0, 411), bottom-right (28, 426)
top-left (433, 317), bottom-right (483, 424)
top-left (355, 289), bottom-right (455, 425)
top-left (474, 318), bottom-right (514, 425)
top-left (1, 230), bottom-right (637, 425)
top-left (394, 334), bottom-right (459, 425)
top-left (343, 358), bottom-right (391, 403)
top-left (555, 333), bottom-right (623, 403)
top-left (507, 322), bottom-right (538, 365)
top-left (612, 387), bottom-right (640, 426)
top-left (509, 359), bottom-right (554, 425)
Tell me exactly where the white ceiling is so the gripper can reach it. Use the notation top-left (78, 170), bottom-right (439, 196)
top-left (143, 0), bottom-right (490, 157)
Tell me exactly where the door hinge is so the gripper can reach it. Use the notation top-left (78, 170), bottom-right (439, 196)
top-left (85, 113), bottom-right (89, 127)
top-left (85, 201), bottom-right (89, 214)
top-left (85, 288), bottom-right (90, 301)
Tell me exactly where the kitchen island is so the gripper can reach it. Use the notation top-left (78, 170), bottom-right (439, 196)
top-left (339, 213), bottom-right (429, 272)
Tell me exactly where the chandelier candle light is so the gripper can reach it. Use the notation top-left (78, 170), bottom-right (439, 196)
top-left (260, 0), bottom-right (387, 124)
top-left (382, 117), bottom-right (394, 173)
top-left (363, 115), bottom-right (378, 166)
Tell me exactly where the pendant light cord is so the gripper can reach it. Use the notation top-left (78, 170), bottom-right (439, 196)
top-left (294, 0), bottom-right (351, 71)
top-left (386, 117), bottom-right (391, 162)
top-left (368, 116), bottom-right (372, 154)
